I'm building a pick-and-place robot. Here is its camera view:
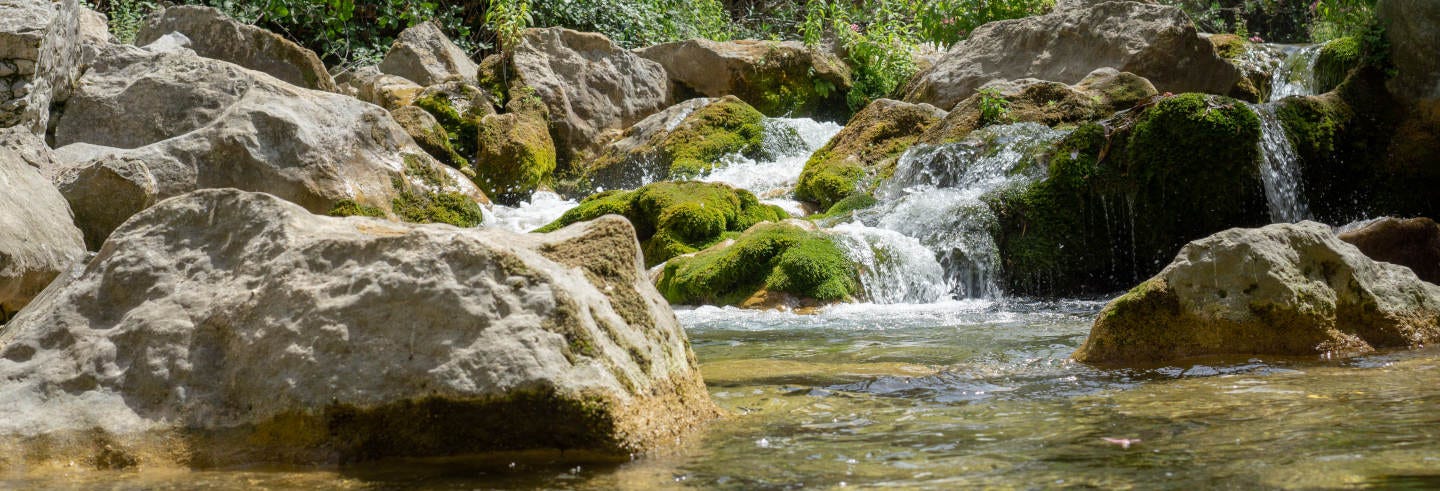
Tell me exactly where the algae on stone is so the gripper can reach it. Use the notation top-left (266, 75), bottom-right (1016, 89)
top-left (474, 112), bottom-right (557, 203)
top-left (584, 96), bottom-right (772, 191)
top-left (538, 181), bottom-right (787, 266)
top-left (656, 221), bottom-right (859, 306)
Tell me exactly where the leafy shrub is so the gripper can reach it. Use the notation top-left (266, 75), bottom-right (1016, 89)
top-left (528, 0), bottom-right (732, 49)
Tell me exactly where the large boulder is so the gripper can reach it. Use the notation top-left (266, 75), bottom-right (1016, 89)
top-left (657, 220), bottom-right (860, 307)
top-left (538, 181), bottom-right (787, 266)
top-left (49, 45), bottom-right (485, 227)
top-left (903, 0), bottom-right (1240, 110)
top-left (917, 68), bottom-right (1157, 145)
top-left (135, 6), bottom-right (337, 92)
top-left (583, 96), bottom-right (778, 192)
top-left (511, 28), bottom-right (672, 166)
top-left (1074, 222), bottom-right (1440, 364)
top-left (54, 155), bottom-right (159, 250)
top-left (0, 0), bottom-right (54, 127)
top-left (1339, 217), bottom-right (1440, 285)
top-left (637, 39), bottom-right (852, 120)
top-left (795, 98), bottom-right (947, 210)
top-left (474, 111), bottom-right (556, 203)
top-left (0, 189), bottom-right (719, 467)
top-left (0, 128), bottom-right (85, 318)
top-left (1379, 0), bottom-right (1440, 101)
top-left (379, 21), bottom-right (479, 87)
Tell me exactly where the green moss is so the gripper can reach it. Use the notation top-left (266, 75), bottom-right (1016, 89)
top-left (328, 199), bottom-right (386, 218)
top-left (393, 191), bottom-right (484, 228)
top-left (989, 95), bottom-right (1269, 296)
top-left (537, 181), bottom-right (786, 266)
top-left (1208, 33), bottom-right (1248, 60)
top-left (474, 113), bottom-right (557, 203)
top-left (1315, 37), bottom-right (1361, 94)
top-left (656, 221), bottom-right (859, 305)
top-left (663, 98), bottom-right (767, 178)
top-left (403, 153), bottom-right (454, 188)
top-left (808, 192), bottom-right (878, 222)
top-left (414, 93), bottom-right (481, 163)
top-left (392, 106), bottom-right (471, 174)
top-left (795, 99), bottom-right (943, 210)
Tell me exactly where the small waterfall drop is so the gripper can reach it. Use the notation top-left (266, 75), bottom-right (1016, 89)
top-left (1270, 45), bottom-right (1322, 101)
top-left (830, 222), bottom-right (952, 304)
top-left (856, 123), bottom-right (1071, 298)
top-left (1252, 103), bottom-right (1310, 223)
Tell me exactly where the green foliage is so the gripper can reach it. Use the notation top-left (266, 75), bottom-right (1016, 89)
top-left (977, 87), bottom-right (1011, 126)
top-left (537, 181), bottom-right (787, 266)
top-left (85, 0), bottom-right (161, 44)
top-left (529, 0), bottom-right (732, 49)
top-left (912, 0), bottom-right (1054, 48)
top-left (1155, 0), bottom-right (1374, 44)
top-left (1308, 0), bottom-right (1377, 43)
top-left (486, 0), bottom-right (532, 51)
top-left (657, 222), bottom-right (859, 305)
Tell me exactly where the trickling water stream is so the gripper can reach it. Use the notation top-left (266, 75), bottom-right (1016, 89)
top-left (1252, 103), bottom-right (1311, 223)
top-left (1270, 44), bottom-right (1323, 101)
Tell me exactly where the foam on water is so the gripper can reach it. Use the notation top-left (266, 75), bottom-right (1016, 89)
top-left (699, 117), bottom-right (842, 197)
top-left (482, 191), bottom-right (577, 233)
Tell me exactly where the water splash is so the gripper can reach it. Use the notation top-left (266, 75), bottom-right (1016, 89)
top-left (858, 123), bottom-right (1071, 298)
top-left (1251, 103), bottom-right (1310, 223)
top-left (829, 222), bottom-right (952, 304)
top-left (699, 117), bottom-right (842, 198)
top-left (483, 191), bottom-right (578, 233)
top-left (1270, 45), bottom-right (1322, 101)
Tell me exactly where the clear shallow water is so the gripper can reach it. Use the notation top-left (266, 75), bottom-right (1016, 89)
top-left (14, 301), bottom-right (1440, 489)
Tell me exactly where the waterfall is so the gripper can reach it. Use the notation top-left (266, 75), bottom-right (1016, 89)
top-left (854, 123), bottom-right (1071, 299)
top-left (1270, 45), bottom-right (1322, 101)
top-left (1252, 103), bottom-right (1310, 223)
top-left (829, 222), bottom-right (952, 304)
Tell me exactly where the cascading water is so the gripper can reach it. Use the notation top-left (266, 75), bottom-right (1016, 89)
top-left (483, 191), bottom-right (578, 233)
top-left (1251, 103), bottom-right (1311, 223)
top-left (845, 123), bottom-right (1071, 299)
top-left (1270, 45), bottom-right (1322, 101)
top-left (829, 222), bottom-right (952, 304)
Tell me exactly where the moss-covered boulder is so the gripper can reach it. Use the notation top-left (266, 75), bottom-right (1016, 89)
top-left (412, 81), bottom-right (497, 167)
top-left (1275, 68), bottom-right (1440, 223)
top-left (382, 154), bottom-right (486, 227)
top-left (795, 99), bottom-right (948, 210)
top-left (637, 39), bottom-right (853, 121)
top-left (657, 221), bottom-right (860, 307)
top-left (538, 181), bottom-right (787, 266)
top-left (1074, 222), bottom-right (1440, 365)
top-left (1314, 37), bottom-right (1361, 95)
top-left (919, 68), bottom-right (1158, 145)
top-left (988, 93), bottom-right (1267, 296)
top-left (583, 97), bottom-right (774, 191)
top-left (474, 112), bottom-right (557, 203)
top-left (389, 106), bottom-right (470, 172)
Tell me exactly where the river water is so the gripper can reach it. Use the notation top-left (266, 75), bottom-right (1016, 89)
top-left (9, 115), bottom-right (1438, 489)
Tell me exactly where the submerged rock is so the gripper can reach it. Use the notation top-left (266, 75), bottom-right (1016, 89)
top-left (50, 46), bottom-right (485, 227)
top-left (0, 129), bottom-right (85, 318)
top-left (538, 181), bottom-right (786, 266)
top-left (904, 0), bottom-right (1239, 110)
top-left (583, 96), bottom-right (772, 191)
top-left (511, 28), bottom-right (672, 166)
top-left (795, 98), bottom-right (947, 211)
top-left (379, 21), bottom-right (478, 87)
top-left (0, 189), bottom-right (718, 467)
top-left (1339, 217), bottom-right (1440, 285)
top-left (135, 5), bottom-right (336, 91)
top-left (657, 220), bottom-right (860, 307)
top-left (1075, 222), bottom-right (1440, 364)
top-left (637, 39), bottom-right (852, 120)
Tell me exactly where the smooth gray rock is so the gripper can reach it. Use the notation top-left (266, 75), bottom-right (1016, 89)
top-left (0, 189), bottom-right (718, 467)
top-left (904, 0), bottom-right (1240, 110)
top-left (379, 21), bottom-right (477, 87)
top-left (1075, 221), bottom-right (1440, 364)
top-left (512, 28), bottom-right (672, 166)
top-left (0, 128), bottom-right (85, 318)
top-left (135, 5), bottom-right (337, 92)
top-left (637, 38), bottom-right (851, 119)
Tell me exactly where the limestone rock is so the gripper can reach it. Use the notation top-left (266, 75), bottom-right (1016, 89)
top-left (1379, 0), bottom-right (1440, 101)
top-left (903, 0), bottom-right (1240, 110)
top-left (50, 47), bottom-right (484, 218)
top-left (584, 96), bottom-right (786, 192)
top-left (0, 0), bottom-right (54, 127)
top-left (637, 39), bottom-right (851, 119)
top-left (55, 155), bottom-right (159, 250)
top-left (919, 68), bottom-right (1157, 145)
top-left (1074, 222), bottom-right (1440, 364)
top-left (379, 21), bottom-right (478, 87)
top-left (0, 189), bottom-right (718, 467)
top-left (1339, 217), bottom-right (1440, 285)
top-left (135, 6), bottom-right (337, 92)
top-left (336, 65), bottom-right (423, 110)
top-left (0, 125), bottom-right (58, 177)
top-left (512, 28), bottom-right (672, 166)
top-left (796, 98), bottom-right (947, 210)
top-left (0, 129), bottom-right (85, 318)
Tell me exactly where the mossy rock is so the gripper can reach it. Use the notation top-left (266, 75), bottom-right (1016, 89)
top-left (795, 99), bottom-right (946, 210)
top-left (537, 181), bottom-right (787, 266)
top-left (1208, 34), bottom-right (1248, 60)
top-left (656, 221), bottom-right (859, 306)
top-left (989, 93), bottom-right (1267, 296)
top-left (1276, 67), bottom-right (1438, 222)
top-left (390, 106), bottom-right (471, 173)
top-left (585, 97), bottom-right (771, 191)
top-left (389, 154), bottom-right (486, 228)
top-left (1315, 37), bottom-right (1361, 95)
top-left (475, 112), bottom-right (557, 204)
top-left (413, 82), bottom-right (497, 167)
top-left (920, 69), bottom-right (1158, 145)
